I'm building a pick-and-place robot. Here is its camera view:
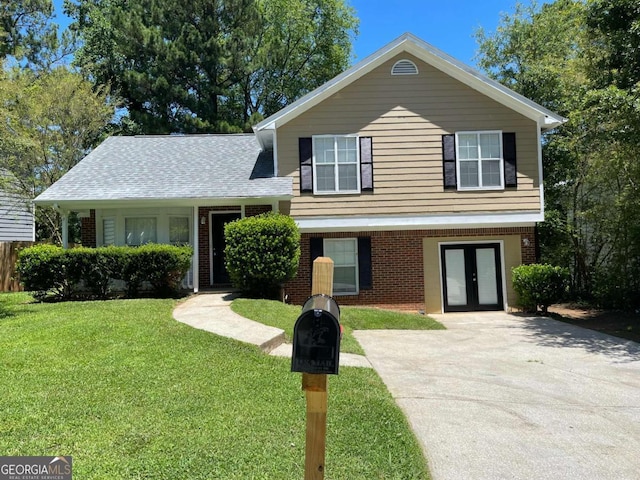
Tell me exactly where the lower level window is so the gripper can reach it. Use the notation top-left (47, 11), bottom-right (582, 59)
top-left (103, 218), bottom-right (115, 246)
top-left (323, 238), bottom-right (358, 295)
top-left (169, 217), bottom-right (190, 245)
top-left (125, 217), bottom-right (157, 245)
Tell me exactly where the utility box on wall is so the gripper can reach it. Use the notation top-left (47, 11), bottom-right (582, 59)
top-left (291, 294), bottom-right (341, 375)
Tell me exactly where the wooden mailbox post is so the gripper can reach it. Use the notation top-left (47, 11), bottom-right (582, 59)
top-left (291, 257), bottom-right (340, 480)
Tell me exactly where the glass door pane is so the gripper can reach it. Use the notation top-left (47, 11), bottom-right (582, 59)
top-left (476, 248), bottom-right (498, 305)
top-left (445, 249), bottom-right (467, 306)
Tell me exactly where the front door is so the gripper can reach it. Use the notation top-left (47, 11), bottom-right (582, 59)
top-left (441, 243), bottom-right (504, 312)
top-left (211, 212), bottom-right (241, 285)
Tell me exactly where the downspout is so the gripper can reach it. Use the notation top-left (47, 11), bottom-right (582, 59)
top-left (61, 213), bottom-right (69, 249)
top-left (192, 205), bottom-right (199, 293)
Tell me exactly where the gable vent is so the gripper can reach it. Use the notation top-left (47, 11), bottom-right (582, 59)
top-left (391, 59), bottom-right (418, 75)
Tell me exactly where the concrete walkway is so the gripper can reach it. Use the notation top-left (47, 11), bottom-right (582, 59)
top-left (172, 291), bottom-right (371, 368)
top-left (355, 312), bottom-right (640, 480)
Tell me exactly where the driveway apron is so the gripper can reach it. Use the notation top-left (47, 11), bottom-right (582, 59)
top-left (354, 312), bottom-right (640, 480)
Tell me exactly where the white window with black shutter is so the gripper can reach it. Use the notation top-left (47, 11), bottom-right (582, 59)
top-left (310, 237), bottom-right (372, 295)
top-left (299, 136), bottom-right (373, 194)
top-left (442, 131), bottom-right (517, 190)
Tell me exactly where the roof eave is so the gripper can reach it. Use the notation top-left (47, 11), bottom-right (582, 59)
top-left (33, 194), bottom-right (294, 210)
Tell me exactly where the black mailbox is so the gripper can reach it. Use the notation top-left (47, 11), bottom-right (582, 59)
top-left (291, 294), bottom-right (341, 375)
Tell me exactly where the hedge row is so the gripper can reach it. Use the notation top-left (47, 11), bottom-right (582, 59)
top-left (16, 243), bottom-right (193, 300)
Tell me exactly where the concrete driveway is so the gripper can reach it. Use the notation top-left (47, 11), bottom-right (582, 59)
top-left (354, 312), bottom-right (640, 480)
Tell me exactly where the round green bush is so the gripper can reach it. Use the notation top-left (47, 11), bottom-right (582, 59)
top-left (512, 263), bottom-right (570, 314)
top-left (224, 212), bottom-right (300, 299)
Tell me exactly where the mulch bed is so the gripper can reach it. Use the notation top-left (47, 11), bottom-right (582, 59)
top-left (547, 303), bottom-right (640, 343)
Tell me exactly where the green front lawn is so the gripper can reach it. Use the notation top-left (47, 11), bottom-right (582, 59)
top-left (232, 298), bottom-right (445, 355)
top-left (0, 293), bottom-right (430, 479)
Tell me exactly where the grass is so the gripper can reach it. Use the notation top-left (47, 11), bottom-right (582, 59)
top-left (0, 292), bottom-right (430, 479)
top-left (232, 298), bottom-right (445, 355)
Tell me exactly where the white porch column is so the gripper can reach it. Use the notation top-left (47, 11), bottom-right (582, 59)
top-left (61, 211), bottom-right (69, 249)
top-left (192, 205), bottom-right (199, 292)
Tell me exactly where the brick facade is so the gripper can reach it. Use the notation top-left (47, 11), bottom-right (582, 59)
top-left (80, 209), bottom-right (96, 247)
top-left (284, 226), bottom-right (536, 311)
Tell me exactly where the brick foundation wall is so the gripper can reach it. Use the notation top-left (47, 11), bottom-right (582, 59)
top-left (81, 210), bottom-right (96, 247)
top-left (284, 226), bottom-right (536, 311)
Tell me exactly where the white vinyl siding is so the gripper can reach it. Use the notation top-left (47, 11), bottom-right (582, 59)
top-left (0, 191), bottom-right (34, 242)
top-left (313, 135), bottom-right (360, 194)
top-left (456, 131), bottom-right (504, 190)
top-left (125, 217), bottom-right (157, 246)
top-left (323, 238), bottom-right (358, 295)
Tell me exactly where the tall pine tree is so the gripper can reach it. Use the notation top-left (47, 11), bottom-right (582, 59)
top-left (67, 0), bottom-right (358, 133)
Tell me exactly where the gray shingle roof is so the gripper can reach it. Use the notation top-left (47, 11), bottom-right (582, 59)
top-left (35, 134), bottom-right (292, 204)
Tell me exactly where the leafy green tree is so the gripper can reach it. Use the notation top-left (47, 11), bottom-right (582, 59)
top-left (1, 0), bottom-right (75, 70)
top-left (476, 0), bottom-right (640, 309)
top-left (587, 0), bottom-right (640, 90)
top-left (66, 0), bottom-right (357, 133)
top-left (0, 67), bottom-right (114, 243)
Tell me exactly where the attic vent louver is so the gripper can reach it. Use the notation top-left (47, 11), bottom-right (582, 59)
top-left (391, 59), bottom-right (418, 75)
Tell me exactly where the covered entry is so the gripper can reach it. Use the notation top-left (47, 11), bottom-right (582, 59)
top-left (440, 243), bottom-right (504, 312)
top-left (210, 211), bottom-right (241, 285)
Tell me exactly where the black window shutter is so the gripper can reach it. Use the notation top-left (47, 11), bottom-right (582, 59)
top-left (503, 132), bottom-right (517, 188)
top-left (358, 237), bottom-right (372, 290)
top-left (442, 134), bottom-right (457, 189)
top-left (299, 137), bottom-right (313, 193)
top-left (360, 137), bottom-right (373, 192)
top-left (309, 237), bottom-right (324, 285)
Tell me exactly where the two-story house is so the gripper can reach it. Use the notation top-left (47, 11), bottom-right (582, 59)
top-left (34, 33), bottom-right (565, 313)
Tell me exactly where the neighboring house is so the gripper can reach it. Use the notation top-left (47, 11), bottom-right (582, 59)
top-left (0, 176), bottom-right (35, 243)
top-left (34, 33), bottom-right (565, 313)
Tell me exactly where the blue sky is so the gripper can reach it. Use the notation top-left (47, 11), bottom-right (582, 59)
top-left (349, 0), bottom-right (538, 65)
top-left (52, 0), bottom-right (542, 67)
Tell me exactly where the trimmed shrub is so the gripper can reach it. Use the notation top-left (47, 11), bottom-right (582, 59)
top-left (135, 244), bottom-right (193, 297)
top-left (81, 246), bottom-right (124, 299)
top-left (512, 263), bottom-right (570, 314)
top-left (16, 244), bottom-right (193, 300)
top-left (224, 212), bottom-right (300, 298)
top-left (16, 244), bottom-right (67, 299)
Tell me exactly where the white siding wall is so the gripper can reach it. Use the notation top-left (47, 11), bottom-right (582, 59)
top-left (0, 191), bottom-right (34, 242)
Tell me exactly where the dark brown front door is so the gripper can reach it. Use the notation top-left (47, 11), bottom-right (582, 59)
top-left (211, 212), bottom-right (241, 285)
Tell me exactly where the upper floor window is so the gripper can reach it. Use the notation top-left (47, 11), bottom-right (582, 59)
top-left (313, 135), bottom-right (360, 194)
top-left (455, 131), bottom-right (504, 190)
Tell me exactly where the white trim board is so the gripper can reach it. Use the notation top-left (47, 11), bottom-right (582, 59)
top-left (295, 212), bottom-right (543, 233)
